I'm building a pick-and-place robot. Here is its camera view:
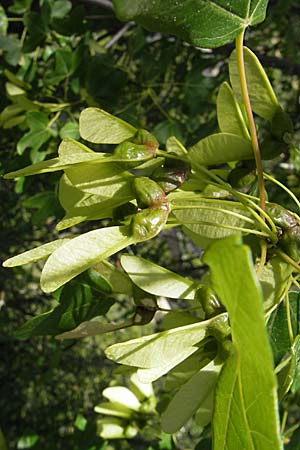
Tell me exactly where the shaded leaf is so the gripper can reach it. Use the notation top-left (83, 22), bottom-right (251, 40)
top-left (189, 133), bottom-right (253, 166)
top-left (259, 256), bottom-right (292, 312)
top-left (161, 359), bottom-right (221, 433)
top-left (229, 46), bottom-right (280, 121)
top-left (112, 0), bottom-right (269, 48)
top-left (268, 291), bottom-right (300, 365)
top-left (14, 277), bottom-right (114, 340)
top-left (16, 111), bottom-right (52, 156)
top-left (217, 81), bottom-right (250, 138)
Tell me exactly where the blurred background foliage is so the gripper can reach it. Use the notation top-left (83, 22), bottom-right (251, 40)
top-left (1, 0), bottom-right (300, 448)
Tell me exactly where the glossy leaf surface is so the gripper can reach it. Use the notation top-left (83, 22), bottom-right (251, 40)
top-left (203, 235), bottom-right (282, 450)
top-left (112, 1), bottom-right (269, 49)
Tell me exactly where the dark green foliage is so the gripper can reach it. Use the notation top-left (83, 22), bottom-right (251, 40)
top-left (2, 0), bottom-right (300, 449)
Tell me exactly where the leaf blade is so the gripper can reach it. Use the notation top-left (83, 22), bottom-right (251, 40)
top-left (40, 226), bottom-right (134, 293)
top-left (203, 235), bottom-right (282, 450)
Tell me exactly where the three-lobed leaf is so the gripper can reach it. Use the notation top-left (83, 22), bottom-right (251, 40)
top-left (112, 1), bottom-right (269, 49)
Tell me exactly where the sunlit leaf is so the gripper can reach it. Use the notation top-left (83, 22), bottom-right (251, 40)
top-left (105, 313), bottom-right (228, 382)
top-left (3, 238), bottom-right (71, 267)
top-left (172, 197), bottom-right (254, 240)
top-left (203, 235), bottom-right (282, 450)
top-left (121, 254), bottom-right (199, 299)
top-left (40, 226), bottom-right (134, 293)
top-left (102, 387), bottom-right (141, 411)
top-left (79, 107), bottom-right (136, 144)
top-left (64, 161), bottom-right (134, 196)
top-left (94, 402), bottom-right (132, 419)
top-left (58, 138), bottom-right (106, 163)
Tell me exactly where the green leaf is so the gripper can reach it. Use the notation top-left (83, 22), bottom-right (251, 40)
top-left (112, 0), bottom-right (269, 49)
top-left (64, 161), bottom-right (134, 196)
top-left (56, 318), bottom-right (130, 340)
top-left (121, 255), bottom-right (199, 300)
top-left (16, 111), bottom-right (52, 156)
top-left (203, 235), bottom-right (282, 450)
top-left (94, 260), bottom-right (133, 295)
top-left (189, 133), bottom-right (253, 166)
top-left (277, 336), bottom-right (300, 400)
top-left (172, 197), bottom-right (254, 240)
top-left (153, 120), bottom-right (184, 145)
top-left (161, 359), bottom-right (221, 433)
top-left (4, 158), bottom-right (69, 179)
top-left (259, 256), bottom-right (293, 312)
top-left (17, 434), bottom-right (39, 449)
top-left (40, 226), bottom-right (134, 293)
top-left (74, 414), bottom-right (88, 431)
top-left (58, 138), bottom-right (106, 164)
top-left (217, 82), bottom-right (250, 139)
top-left (0, 104), bottom-right (24, 128)
top-left (94, 402), bottom-right (132, 419)
top-left (14, 277), bottom-right (114, 340)
top-left (0, 428), bottom-right (8, 450)
top-left (57, 175), bottom-right (125, 230)
top-left (102, 386), bottom-right (141, 411)
top-left (229, 46), bottom-right (280, 121)
top-left (268, 291), bottom-right (300, 365)
top-left (166, 136), bottom-right (188, 156)
top-left (105, 313), bottom-right (228, 382)
top-left (51, 0), bottom-right (72, 19)
top-left (6, 137), bottom-right (113, 179)
top-left (79, 107), bottom-right (136, 144)
top-left (0, 6), bottom-right (8, 36)
top-left (3, 238), bottom-right (71, 267)
top-left (59, 122), bottom-right (80, 140)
